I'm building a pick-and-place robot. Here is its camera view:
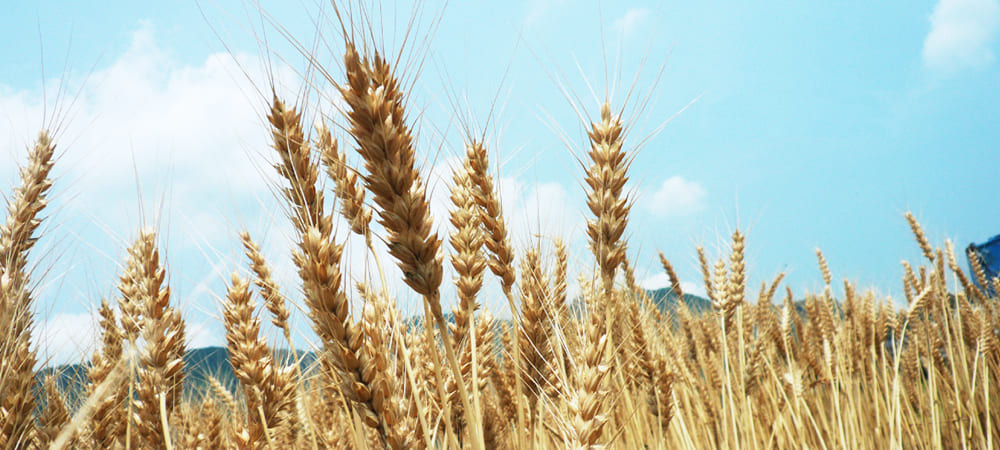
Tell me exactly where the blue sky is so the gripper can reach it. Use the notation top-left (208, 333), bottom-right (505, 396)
top-left (1, 0), bottom-right (998, 364)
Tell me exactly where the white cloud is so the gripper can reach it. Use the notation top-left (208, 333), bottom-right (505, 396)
top-left (646, 176), bottom-right (707, 217)
top-left (36, 312), bottom-right (98, 366)
top-left (613, 8), bottom-right (651, 39)
top-left (640, 273), bottom-right (670, 290)
top-left (680, 281), bottom-right (705, 297)
top-left (639, 273), bottom-right (707, 298)
top-left (185, 320), bottom-right (219, 349)
top-left (36, 311), bottom-right (221, 367)
top-left (0, 24), bottom-right (307, 359)
top-left (511, 181), bottom-right (578, 243)
top-left (923, 0), bottom-right (1000, 73)
top-left (0, 23), bottom-right (306, 259)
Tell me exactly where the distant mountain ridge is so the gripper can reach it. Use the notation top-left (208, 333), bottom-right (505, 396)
top-left (36, 347), bottom-right (317, 408)
top-left (645, 287), bottom-right (712, 314)
top-left (38, 288), bottom-right (713, 402)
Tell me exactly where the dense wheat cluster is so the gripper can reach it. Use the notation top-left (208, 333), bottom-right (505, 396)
top-left (1, 8), bottom-right (998, 450)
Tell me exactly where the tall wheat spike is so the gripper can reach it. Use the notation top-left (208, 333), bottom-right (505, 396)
top-left (223, 273), bottom-right (296, 446)
top-left (316, 122), bottom-right (372, 242)
top-left (449, 155), bottom-right (486, 344)
top-left (584, 102), bottom-right (630, 296)
top-left (566, 292), bottom-right (611, 448)
top-left (85, 299), bottom-right (127, 448)
top-left (338, 41), bottom-right (481, 446)
top-left (338, 43), bottom-right (443, 300)
top-left (124, 230), bottom-right (185, 449)
top-left (267, 96), bottom-right (391, 444)
top-left (0, 131), bottom-right (55, 449)
top-left (356, 283), bottom-right (421, 449)
top-left (465, 141), bottom-right (517, 296)
top-left (37, 376), bottom-right (72, 447)
top-left (240, 231), bottom-right (292, 342)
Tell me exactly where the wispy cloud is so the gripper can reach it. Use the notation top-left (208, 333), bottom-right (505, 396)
top-left (613, 7), bottom-right (651, 39)
top-left (524, 0), bottom-right (568, 28)
top-left (923, 0), bottom-right (1000, 74)
top-left (646, 176), bottom-right (707, 218)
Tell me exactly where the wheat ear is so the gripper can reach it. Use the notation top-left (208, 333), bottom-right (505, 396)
top-left (223, 273), bottom-right (296, 446)
top-left (86, 299), bottom-right (128, 448)
top-left (316, 122), bottom-right (372, 242)
top-left (267, 96), bottom-right (394, 444)
top-left (465, 141), bottom-right (517, 296)
top-left (37, 375), bottom-right (72, 447)
top-left (124, 230), bottom-right (185, 449)
top-left (584, 102), bottom-right (630, 296)
top-left (567, 294), bottom-right (611, 447)
top-left (905, 212), bottom-right (935, 263)
top-left (339, 42), bottom-right (480, 447)
top-left (339, 44), bottom-right (442, 299)
top-left (518, 245), bottom-right (554, 413)
top-left (449, 158), bottom-right (486, 344)
top-left (659, 252), bottom-right (685, 300)
top-left (0, 130), bottom-right (56, 448)
top-left (240, 231), bottom-right (292, 342)
top-left (356, 283), bottom-right (421, 449)
top-left (815, 248), bottom-right (832, 286)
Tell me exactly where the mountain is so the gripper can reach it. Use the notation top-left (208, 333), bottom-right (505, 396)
top-left (645, 287), bottom-right (713, 315)
top-left (36, 288), bottom-right (713, 405)
top-left (36, 346), bottom-right (318, 409)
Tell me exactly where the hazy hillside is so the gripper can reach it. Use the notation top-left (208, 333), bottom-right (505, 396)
top-left (36, 347), bottom-right (318, 409)
top-left (41, 287), bottom-right (709, 386)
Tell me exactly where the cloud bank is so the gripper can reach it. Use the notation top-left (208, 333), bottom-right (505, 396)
top-left (923, 0), bottom-right (1000, 73)
top-left (3, 23), bottom-right (592, 364)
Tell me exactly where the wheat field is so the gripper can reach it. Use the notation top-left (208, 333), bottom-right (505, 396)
top-left (0, 6), bottom-right (998, 450)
